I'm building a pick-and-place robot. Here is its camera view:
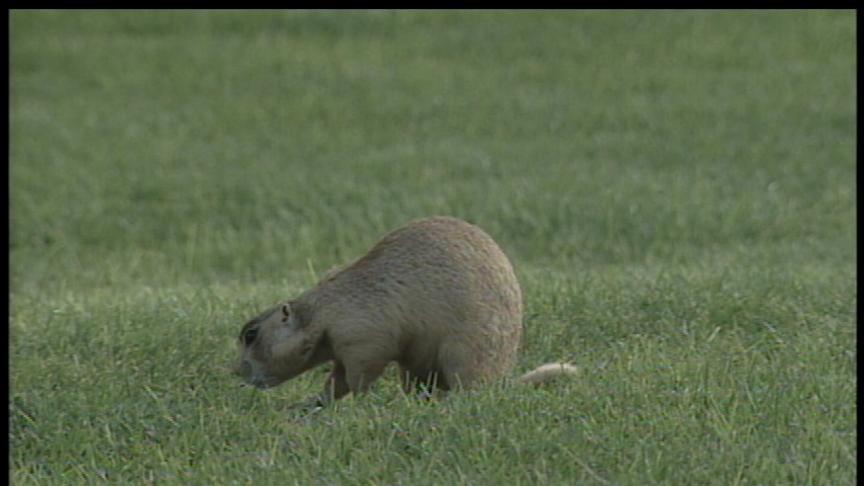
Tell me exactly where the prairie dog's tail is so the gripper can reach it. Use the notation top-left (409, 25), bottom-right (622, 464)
top-left (519, 363), bottom-right (578, 386)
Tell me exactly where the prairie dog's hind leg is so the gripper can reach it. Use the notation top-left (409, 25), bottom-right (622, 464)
top-left (438, 340), bottom-right (481, 391)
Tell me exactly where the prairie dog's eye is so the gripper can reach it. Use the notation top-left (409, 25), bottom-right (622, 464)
top-left (244, 328), bottom-right (258, 347)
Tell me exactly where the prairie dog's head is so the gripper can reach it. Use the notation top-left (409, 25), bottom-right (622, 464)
top-left (234, 300), bottom-right (318, 389)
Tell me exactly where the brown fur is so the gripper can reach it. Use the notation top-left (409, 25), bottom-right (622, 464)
top-left (234, 216), bottom-right (575, 405)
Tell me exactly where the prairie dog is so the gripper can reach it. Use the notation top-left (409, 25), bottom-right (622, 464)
top-left (234, 216), bottom-right (576, 405)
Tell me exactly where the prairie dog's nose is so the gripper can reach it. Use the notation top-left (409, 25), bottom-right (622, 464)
top-left (234, 360), bottom-right (252, 377)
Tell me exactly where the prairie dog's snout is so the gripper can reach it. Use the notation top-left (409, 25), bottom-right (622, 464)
top-left (234, 360), bottom-right (251, 378)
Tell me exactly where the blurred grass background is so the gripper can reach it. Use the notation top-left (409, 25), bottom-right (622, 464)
top-left (10, 10), bottom-right (855, 485)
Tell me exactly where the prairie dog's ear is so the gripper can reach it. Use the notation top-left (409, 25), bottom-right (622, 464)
top-left (282, 300), bottom-right (311, 328)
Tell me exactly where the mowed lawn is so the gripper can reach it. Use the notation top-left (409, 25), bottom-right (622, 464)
top-left (10, 10), bottom-right (855, 485)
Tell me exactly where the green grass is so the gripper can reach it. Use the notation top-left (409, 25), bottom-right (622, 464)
top-left (10, 9), bottom-right (856, 485)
